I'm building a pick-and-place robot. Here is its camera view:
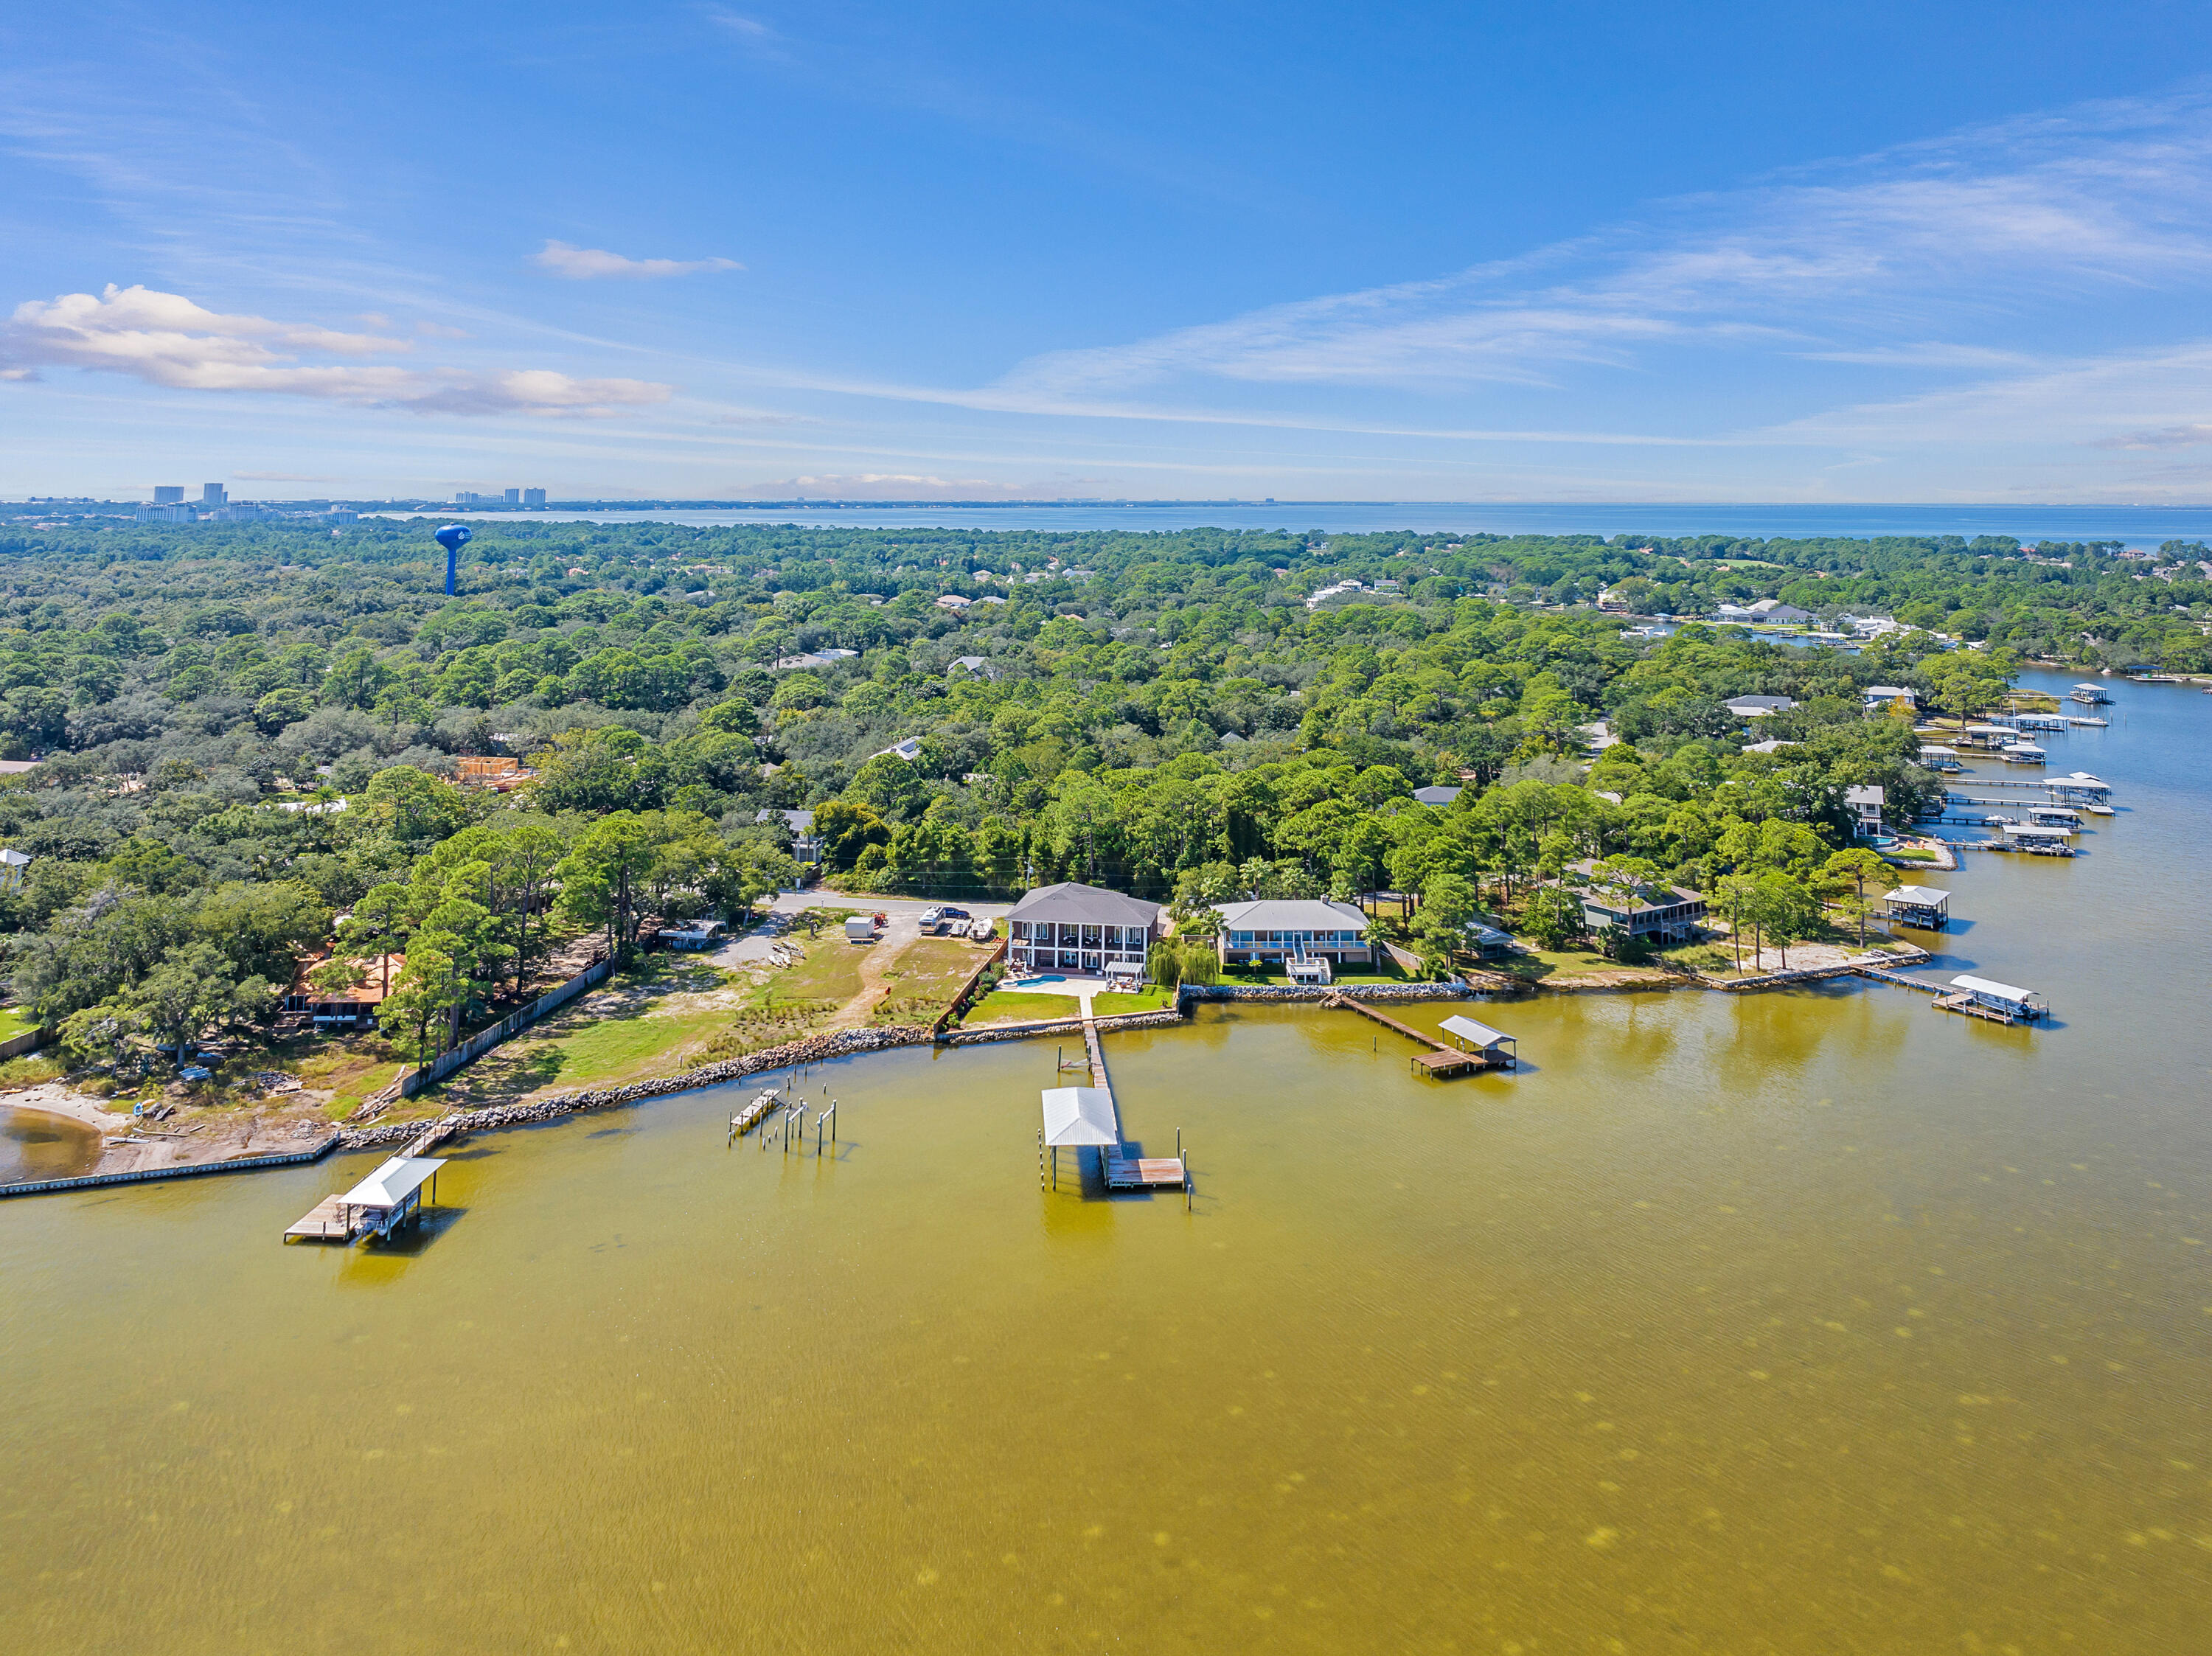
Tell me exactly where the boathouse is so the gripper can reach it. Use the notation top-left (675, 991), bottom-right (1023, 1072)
top-left (1883, 885), bottom-right (1952, 929)
top-left (2000, 823), bottom-right (2074, 855)
top-left (1214, 899), bottom-right (1374, 970)
top-left (1947, 975), bottom-right (2048, 1021)
top-left (1006, 883), bottom-right (1163, 975)
top-left (2050, 772), bottom-right (2111, 803)
top-left (1437, 1015), bottom-right (1518, 1068)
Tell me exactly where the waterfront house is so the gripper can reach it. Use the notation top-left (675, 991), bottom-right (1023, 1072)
top-left (285, 948), bottom-right (401, 1030)
top-left (1725, 695), bottom-right (1797, 717)
top-left (1746, 600), bottom-right (1815, 624)
top-left (1559, 860), bottom-right (1706, 943)
top-left (1884, 885), bottom-right (1951, 928)
top-left (1006, 882), bottom-right (1163, 975)
top-left (1845, 784), bottom-right (1885, 835)
top-left (1863, 685), bottom-right (1917, 709)
top-left (1214, 899), bottom-right (1374, 969)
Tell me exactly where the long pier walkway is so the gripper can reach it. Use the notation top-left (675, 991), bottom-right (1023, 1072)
top-left (1322, 992), bottom-right (1491, 1076)
top-left (1077, 998), bottom-right (1187, 1194)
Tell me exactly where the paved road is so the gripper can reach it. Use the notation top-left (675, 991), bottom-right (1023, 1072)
top-left (763, 891), bottom-right (1016, 920)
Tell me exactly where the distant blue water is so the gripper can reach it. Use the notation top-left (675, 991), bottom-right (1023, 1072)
top-left (399, 502), bottom-right (2212, 543)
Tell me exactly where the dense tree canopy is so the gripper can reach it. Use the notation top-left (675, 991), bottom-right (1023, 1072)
top-left (0, 509), bottom-right (2187, 1054)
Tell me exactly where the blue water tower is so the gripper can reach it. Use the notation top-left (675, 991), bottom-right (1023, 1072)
top-left (435, 523), bottom-right (473, 596)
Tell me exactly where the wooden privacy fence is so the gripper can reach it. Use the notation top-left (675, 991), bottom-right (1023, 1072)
top-left (0, 1026), bottom-right (45, 1062)
top-left (400, 957), bottom-right (613, 1097)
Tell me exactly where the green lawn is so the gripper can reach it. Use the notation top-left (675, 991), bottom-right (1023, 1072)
top-left (431, 959), bottom-right (743, 1105)
top-left (1091, 987), bottom-right (1177, 1015)
top-left (964, 989), bottom-right (1085, 1024)
top-left (1495, 944), bottom-right (1672, 981)
top-left (0, 1007), bottom-right (38, 1043)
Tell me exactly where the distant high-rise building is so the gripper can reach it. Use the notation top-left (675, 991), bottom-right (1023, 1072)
top-left (136, 502), bottom-right (194, 523)
top-left (523, 487), bottom-right (546, 507)
top-left (455, 491), bottom-right (485, 504)
top-left (504, 487), bottom-right (521, 505)
top-left (201, 483), bottom-right (227, 505)
top-left (153, 486), bottom-right (184, 504)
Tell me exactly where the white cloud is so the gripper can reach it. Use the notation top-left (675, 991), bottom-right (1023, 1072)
top-left (734, 473), bottom-right (1113, 500)
top-left (2090, 422), bottom-right (2212, 450)
top-left (531, 240), bottom-right (743, 279)
top-left (0, 283), bottom-right (671, 417)
top-left (993, 90), bottom-right (2212, 401)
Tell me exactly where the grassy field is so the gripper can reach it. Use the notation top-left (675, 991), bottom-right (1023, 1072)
top-left (1495, 944), bottom-right (1674, 983)
top-left (0, 1007), bottom-right (38, 1043)
top-left (871, 936), bottom-right (991, 1025)
top-left (965, 989), bottom-right (1084, 1024)
top-left (287, 1040), bottom-right (410, 1121)
top-left (775, 933), bottom-right (869, 1006)
top-left (432, 958), bottom-right (745, 1107)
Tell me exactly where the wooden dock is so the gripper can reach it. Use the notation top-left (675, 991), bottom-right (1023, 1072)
top-left (1322, 993), bottom-right (1492, 1077)
top-left (283, 1194), bottom-right (356, 1242)
top-left (1069, 1001), bottom-right (1187, 1199)
top-left (1105, 1154), bottom-right (1190, 1189)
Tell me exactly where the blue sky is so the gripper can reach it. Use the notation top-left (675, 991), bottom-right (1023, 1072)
top-left (7, 1), bottom-right (2212, 502)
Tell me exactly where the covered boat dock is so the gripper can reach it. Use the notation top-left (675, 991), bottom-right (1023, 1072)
top-left (285, 1152), bottom-right (447, 1243)
top-left (1883, 885), bottom-right (1952, 929)
top-left (1936, 974), bottom-right (2049, 1025)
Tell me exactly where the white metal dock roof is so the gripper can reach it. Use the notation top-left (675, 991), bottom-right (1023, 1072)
top-left (1438, 1015), bottom-right (1514, 1049)
top-left (1040, 1088), bottom-right (1119, 1147)
top-left (339, 1155), bottom-right (445, 1211)
top-left (1887, 886), bottom-right (1950, 905)
top-left (1950, 974), bottom-right (2042, 1004)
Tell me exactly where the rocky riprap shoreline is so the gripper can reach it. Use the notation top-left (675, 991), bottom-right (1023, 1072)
top-left (1182, 981), bottom-right (1472, 1002)
top-left (340, 1024), bottom-right (937, 1149)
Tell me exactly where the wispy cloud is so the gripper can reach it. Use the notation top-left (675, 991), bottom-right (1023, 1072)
top-left (993, 89), bottom-right (2212, 402)
top-left (1, 284), bottom-right (671, 417)
top-left (732, 473), bottom-right (1117, 500)
top-left (531, 240), bottom-right (743, 279)
top-left (2090, 422), bottom-right (2212, 450)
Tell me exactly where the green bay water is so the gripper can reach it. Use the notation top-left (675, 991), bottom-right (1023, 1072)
top-left (4, 669), bottom-right (2210, 1654)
